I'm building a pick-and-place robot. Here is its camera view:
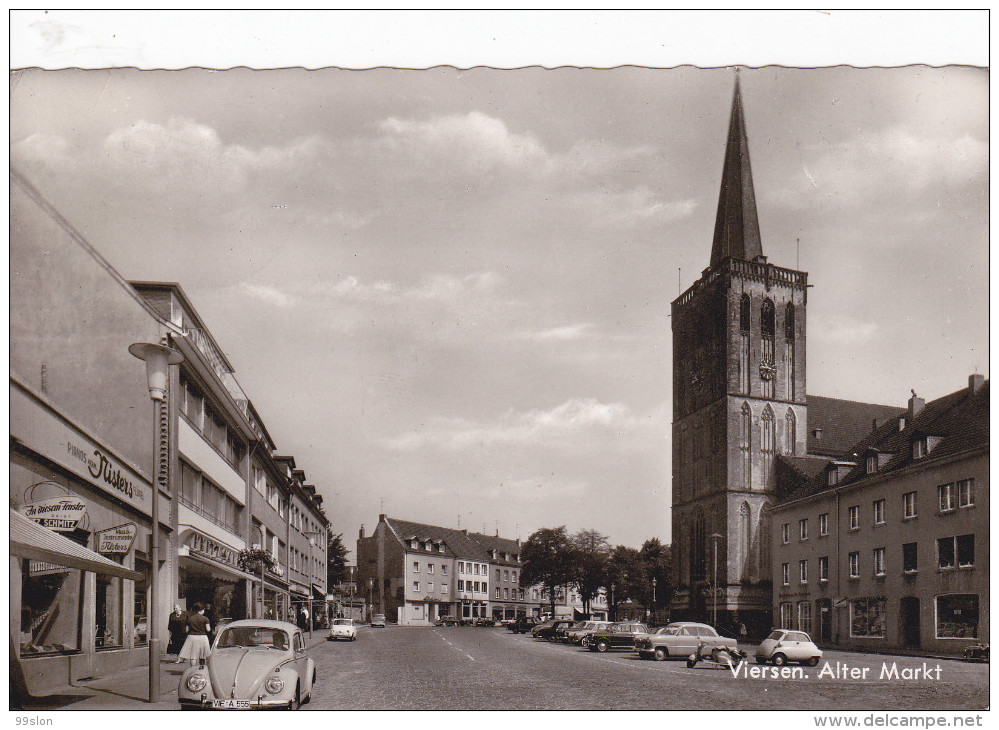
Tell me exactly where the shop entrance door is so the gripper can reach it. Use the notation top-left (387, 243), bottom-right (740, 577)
top-left (900, 597), bottom-right (920, 648)
top-left (816, 599), bottom-right (832, 643)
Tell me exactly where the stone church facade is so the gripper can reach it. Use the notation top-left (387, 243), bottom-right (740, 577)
top-left (670, 78), bottom-right (904, 638)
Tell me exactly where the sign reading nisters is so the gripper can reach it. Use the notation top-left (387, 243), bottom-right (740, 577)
top-left (96, 522), bottom-right (138, 554)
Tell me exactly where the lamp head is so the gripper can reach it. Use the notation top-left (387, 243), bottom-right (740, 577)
top-left (129, 342), bottom-right (184, 401)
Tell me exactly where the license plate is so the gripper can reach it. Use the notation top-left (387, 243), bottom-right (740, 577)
top-left (212, 699), bottom-right (251, 709)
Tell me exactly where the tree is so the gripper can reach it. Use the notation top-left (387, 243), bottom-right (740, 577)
top-left (519, 526), bottom-right (573, 617)
top-left (639, 538), bottom-right (673, 613)
top-left (605, 545), bottom-right (648, 619)
top-left (569, 529), bottom-right (611, 615)
top-left (326, 532), bottom-right (350, 587)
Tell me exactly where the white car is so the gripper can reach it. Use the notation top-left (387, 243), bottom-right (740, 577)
top-left (327, 618), bottom-right (357, 641)
top-left (755, 629), bottom-right (822, 666)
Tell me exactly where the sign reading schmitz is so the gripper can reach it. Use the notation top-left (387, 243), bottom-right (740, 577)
top-left (11, 383), bottom-right (151, 516)
top-left (19, 497), bottom-right (88, 531)
top-left (96, 523), bottom-right (138, 554)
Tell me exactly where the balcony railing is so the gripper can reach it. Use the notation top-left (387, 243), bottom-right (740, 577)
top-left (183, 327), bottom-right (261, 434)
top-left (179, 495), bottom-right (241, 539)
top-left (673, 257), bottom-right (808, 310)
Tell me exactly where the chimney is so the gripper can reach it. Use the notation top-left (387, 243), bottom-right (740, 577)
top-left (908, 389), bottom-right (925, 420)
top-left (359, 524), bottom-right (365, 539)
top-left (379, 513), bottom-right (386, 522)
top-left (969, 373), bottom-right (985, 394)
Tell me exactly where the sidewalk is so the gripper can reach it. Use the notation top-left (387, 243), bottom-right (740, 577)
top-left (17, 631), bottom-right (329, 711)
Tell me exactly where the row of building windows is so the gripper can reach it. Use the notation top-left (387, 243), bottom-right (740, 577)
top-left (180, 459), bottom-right (242, 535)
top-left (412, 561), bottom-right (448, 575)
top-left (778, 594), bottom-right (979, 640)
top-left (179, 377), bottom-right (245, 471)
top-left (781, 534), bottom-right (975, 584)
top-left (782, 480), bottom-right (976, 545)
top-left (413, 581), bottom-right (448, 594)
top-left (458, 561), bottom-right (488, 576)
top-left (457, 580), bottom-right (484, 593)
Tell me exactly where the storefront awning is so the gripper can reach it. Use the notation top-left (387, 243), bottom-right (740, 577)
top-left (10, 508), bottom-right (142, 580)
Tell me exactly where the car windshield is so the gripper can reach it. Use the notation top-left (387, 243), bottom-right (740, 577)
top-left (373, 615), bottom-right (385, 620)
top-left (333, 619), bottom-right (352, 626)
top-left (766, 630), bottom-right (784, 641)
top-left (217, 626), bottom-right (290, 650)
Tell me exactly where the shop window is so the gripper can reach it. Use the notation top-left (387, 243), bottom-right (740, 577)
top-left (133, 557), bottom-right (150, 646)
top-left (935, 594), bottom-right (978, 639)
top-left (96, 574), bottom-right (124, 649)
top-left (20, 561), bottom-right (82, 655)
top-left (779, 602), bottom-right (792, 629)
top-left (850, 597), bottom-right (886, 638)
top-left (797, 601), bottom-right (812, 634)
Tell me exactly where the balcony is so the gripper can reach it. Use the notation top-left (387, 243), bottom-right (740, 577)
top-left (183, 326), bottom-right (257, 429)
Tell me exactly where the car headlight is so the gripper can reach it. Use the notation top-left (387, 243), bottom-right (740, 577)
top-left (186, 674), bottom-right (208, 692)
top-left (264, 676), bottom-right (285, 694)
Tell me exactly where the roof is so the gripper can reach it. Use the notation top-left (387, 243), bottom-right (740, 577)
top-left (384, 517), bottom-right (492, 561)
top-left (806, 395), bottom-right (903, 457)
top-left (220, 618), bottom-right (300, 631)
top-left (781, 381), bottom-right (988, 504)
top-left (10, 509), bottom-right (142, 580)
top-left (467, 532), bottom-right (523, 565)
top-left (710, 75), bottom-right (764, 268)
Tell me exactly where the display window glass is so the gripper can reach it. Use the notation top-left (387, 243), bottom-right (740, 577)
top-left (20, 560), bottom-right (82, 656)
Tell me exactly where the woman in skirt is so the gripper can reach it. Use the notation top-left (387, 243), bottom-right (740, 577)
top-left (178, 602), bottom-right (212, 666)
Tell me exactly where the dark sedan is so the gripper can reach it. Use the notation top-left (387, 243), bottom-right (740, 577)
top-left (533, 619), bottom-right (575, 641)
top-left (587, 621), bottom-right (650, 652)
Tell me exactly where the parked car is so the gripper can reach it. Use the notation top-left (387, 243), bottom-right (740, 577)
top-left (178, 619), bottom-right (316, 710)
top-left (370, 614), bottom-right (386, 628)
top-left (566, 620), bottom-right (612, 647)
top-left (555, 621), bottom-right (588, 643)
top-left (327, 618), bottom-right (357, 641)
top-left (587, 621), bottom-right (650, 652)
top-left (635, 622), bottom-right (738, 661)
top-left (509, 616), bottom-right (541, 634)
top-left (474, 617), bottom-right (496, 627)
top-left (534, 619), bottom-right (575, 641)
top-left (436, 616), bottom-right (461, 627)
top-left (754, 629), bottom-right (822, 666)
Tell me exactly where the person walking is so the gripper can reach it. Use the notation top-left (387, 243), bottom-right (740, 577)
top-left (178, 602), bottom-right (212, 667)
top-left (167, 605), bottom-right (188, 660)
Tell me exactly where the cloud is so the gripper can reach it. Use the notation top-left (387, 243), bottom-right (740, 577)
top-left (769, 126), bottom-right (988, 211)
top-left (384, 397), bottom-right (648, 452)
top-left (515, 323), bottom-right (596, 342)
top-left (571, 186), bottom-right (697, 227)
top-left (810, 313), bottom-right (879, 345)
top-left (237, 282), bottom-right (295, 307)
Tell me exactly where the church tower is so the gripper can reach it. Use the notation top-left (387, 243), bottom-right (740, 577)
top-left (670, 76), bottom-right (808, 634)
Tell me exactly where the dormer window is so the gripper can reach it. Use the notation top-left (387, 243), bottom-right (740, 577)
top-left (912, 439), bottom-right (927, 460)
top-left (410, 539), bottom-right (419, 549)
top-left (425, 541), bottom-right (432, 552)
top-left (866, 454), bottom-right (878, 474)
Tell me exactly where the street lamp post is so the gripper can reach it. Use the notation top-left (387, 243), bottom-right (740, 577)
top-left (710, 533), bottom-right (723, 628)
top-left (610, 583), bottom-right (615, 622)
top-left (129, 341), bottom-right (184, 704)
top-left (651, 577), bottom-right (657, 625)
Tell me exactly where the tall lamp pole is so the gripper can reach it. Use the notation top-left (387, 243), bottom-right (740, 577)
top-left (651, 577), bottom-right (657, 625)
top-left (710, 533), bottom-right (723, 628)
top-left (130, 342), bottom-right (184, 704)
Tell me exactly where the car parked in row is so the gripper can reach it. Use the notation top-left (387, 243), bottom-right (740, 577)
top-left (508, 616), bottom-right (541, 634)
top-left (565, 620), bottom-right (612, 646)
top-left (755, 629), bottom-right (822, 666)
top-left (533, 619), bottom-right (575, 641)
top-left (587, 621), bottom-right (650, 652)
top-left (634, 622), bottom-right (737, 661)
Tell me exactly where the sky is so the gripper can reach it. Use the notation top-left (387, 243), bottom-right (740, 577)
top-left (9, 14), bottom-right (989, 553)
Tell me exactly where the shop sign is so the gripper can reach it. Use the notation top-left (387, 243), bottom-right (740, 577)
top-left (187, 531), bottom-right (239, 570)
top-left (19, 496), bottom-right (88, 531)
top-left (11, 384), bottom-right (151, 516)
top-left (96, 523), bottom-right (138, 554)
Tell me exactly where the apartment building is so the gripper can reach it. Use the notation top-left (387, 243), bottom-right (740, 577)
top-left (773, 378), bottom-right (988, 655)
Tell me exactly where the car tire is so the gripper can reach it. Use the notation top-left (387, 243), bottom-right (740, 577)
top-left (772, 653), bottom-right (787, 667)
top-left (581, 637), bottom-right (590, 648)
top-left (807, 657), bottom-right (820, 667)
top-left (291, 684), bottom-right (301, 711)
top-left (653, 647), bottom-right (668, 661)
top-left (596, 640), bottom-right (609, 653)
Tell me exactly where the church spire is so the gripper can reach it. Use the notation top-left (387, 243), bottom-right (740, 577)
top-left (709, 73), bottom-right (764, 268)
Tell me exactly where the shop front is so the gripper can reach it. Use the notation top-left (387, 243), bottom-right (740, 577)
top-left (177, 527), bottom-right (257, 625)
top-left (10, 380), bottom-right (167, 697)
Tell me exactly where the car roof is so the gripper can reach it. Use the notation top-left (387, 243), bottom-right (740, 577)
top-left (666, 622), bottom-right (715, 629)
top-left (218, 619), bottom-right (299, 631)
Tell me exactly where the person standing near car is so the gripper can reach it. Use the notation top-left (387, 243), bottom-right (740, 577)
top-left (178, 602), bottom-right (212, 667)
top-left (167, 604), bottom-right (188, 660)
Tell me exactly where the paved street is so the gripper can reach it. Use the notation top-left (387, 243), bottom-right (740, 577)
top-left (307, 625), bottom-right (988, 711)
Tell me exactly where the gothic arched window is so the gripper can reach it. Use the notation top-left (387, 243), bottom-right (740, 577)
top-left (784, 302), bottom-right (795, 341)
top-left (759, 501), bottom-right (772, 580)
top-left (785, 408), bottom-right (797, 455)
top-left (761, 405), bottom-right (776, 487)
top-left (740, 402), bottom-right (752, 490)
top-left (740, 502), bottom-right (752, 581)
top-left (761, 299), bottom-right (775, 337)
top-left (739, 294), bottom-right (751, 394)
top-left (739, 294), bottom-right (751, 333)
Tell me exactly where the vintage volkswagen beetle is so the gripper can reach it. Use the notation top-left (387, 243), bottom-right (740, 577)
top-left (178, 619), bottom-right (316, 710)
